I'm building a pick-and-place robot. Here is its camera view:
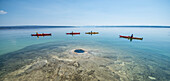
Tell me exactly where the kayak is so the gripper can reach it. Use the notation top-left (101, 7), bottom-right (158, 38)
top-left (85, 32), bottom-right (99, 34)
top-left (66, 32), bottom-right (80, 34)
top-left (31, 33), bottom-right (51, 36)
top-left (119, 35), bottom-right (143, 40)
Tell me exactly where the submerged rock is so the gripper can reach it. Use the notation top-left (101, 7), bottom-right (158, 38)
top-left (25, 60), bottom-right (48, 73)
top-left (148, 76), bottom-right (156, 80)
top-left (73, 61), bottom-right (80, 68)
top-left (87, 70), bottom-right (95, 75)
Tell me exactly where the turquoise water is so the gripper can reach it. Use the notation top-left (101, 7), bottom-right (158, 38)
top-left (0, 27), bottom-right (170, 56)
top-left (0, 27), bottom-right (170, 80)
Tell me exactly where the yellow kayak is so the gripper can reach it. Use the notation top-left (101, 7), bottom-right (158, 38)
top-left (85, 31), bottom-right (99, 34)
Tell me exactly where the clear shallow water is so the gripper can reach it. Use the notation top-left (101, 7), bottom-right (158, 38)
top-left (0, 27), bottom-right (170, 56)
top-left (0, 27), bottom-right (170, 80)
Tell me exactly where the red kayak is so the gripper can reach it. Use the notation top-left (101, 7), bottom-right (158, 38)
top-left (66, 32), bottom-right (80, 35)
top-left (31, 33), bottom-right (51, 36)
top-left (119, 35), bottom-right (143, 40)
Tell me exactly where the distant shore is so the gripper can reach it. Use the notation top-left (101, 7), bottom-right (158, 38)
top-left (0, 25), bottom-right (170, 29)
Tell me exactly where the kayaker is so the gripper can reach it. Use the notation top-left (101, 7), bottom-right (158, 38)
top-left (36, 32), bottom-right (38, 34)
top-left (131, 34), bottom-right (133, 38)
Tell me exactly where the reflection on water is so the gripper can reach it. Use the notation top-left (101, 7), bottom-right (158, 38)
top-left (119, 37), bottom-right (143, 42)
top-left (66, 34), bottom-right (80, 36)
top-left (0, 27), bottom-right (170, 81)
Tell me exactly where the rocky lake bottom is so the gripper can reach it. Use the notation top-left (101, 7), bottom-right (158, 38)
top-left (0, 41), bottom-right (170, 81)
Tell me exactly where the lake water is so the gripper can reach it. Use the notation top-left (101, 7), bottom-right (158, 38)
top-left (0, 27), bottom-right (170, 81)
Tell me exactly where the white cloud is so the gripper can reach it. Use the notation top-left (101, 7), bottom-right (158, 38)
top-left (0, 10), bottom-right (7, 14)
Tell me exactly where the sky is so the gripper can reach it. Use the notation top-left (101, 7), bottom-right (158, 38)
top-left (0, 0), bottom-right (170, 26)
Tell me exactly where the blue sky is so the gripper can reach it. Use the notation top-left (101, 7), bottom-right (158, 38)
top-left (0, 0), bottom-right (170, 26)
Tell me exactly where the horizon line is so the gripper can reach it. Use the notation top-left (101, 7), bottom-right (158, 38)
top-left (0, 25), bottom-right (170, 27)
top-left (0, 25), bottom-right (170, 29)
